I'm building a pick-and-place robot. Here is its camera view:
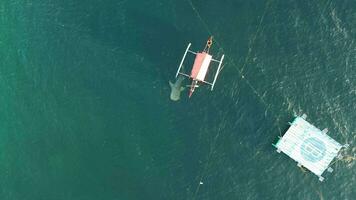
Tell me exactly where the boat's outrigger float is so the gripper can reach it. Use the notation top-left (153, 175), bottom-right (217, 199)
top-left (175, 36), bottom-right (225, 98)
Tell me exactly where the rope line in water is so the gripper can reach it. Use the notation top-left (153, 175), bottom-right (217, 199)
top-left (185, 0), bottom-right (279, 198)
top-left (186, 0), bottom-right (282, 127)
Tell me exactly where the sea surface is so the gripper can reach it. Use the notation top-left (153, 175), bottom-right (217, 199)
top-left (0, 0), bottom-right (355, 199)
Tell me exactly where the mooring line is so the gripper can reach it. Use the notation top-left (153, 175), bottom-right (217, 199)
top-left (185, 0), bottom-right (277, 199)
top-left (186, 0), bottom-right (280, 121)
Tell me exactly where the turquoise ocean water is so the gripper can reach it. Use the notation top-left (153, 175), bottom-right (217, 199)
top-left (0, 0), bottom-right (355, 199)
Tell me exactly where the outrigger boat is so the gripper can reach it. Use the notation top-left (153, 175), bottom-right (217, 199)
top-left (175, 36), bottom-right (225, 98)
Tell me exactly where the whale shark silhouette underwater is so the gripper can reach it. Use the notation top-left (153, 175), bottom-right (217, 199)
top-left (169, 75), bottom-right (185, 101)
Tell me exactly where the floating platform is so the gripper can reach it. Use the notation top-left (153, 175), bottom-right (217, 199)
top-left (273, 115), bottom-right (344, 181)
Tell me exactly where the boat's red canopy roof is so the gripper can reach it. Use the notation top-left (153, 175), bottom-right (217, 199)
top-left (190, 52), bottom-right (212, 81)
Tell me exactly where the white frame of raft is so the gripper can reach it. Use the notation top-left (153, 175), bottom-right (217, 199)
top-left (273, 114), bottom-right (348, 182)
